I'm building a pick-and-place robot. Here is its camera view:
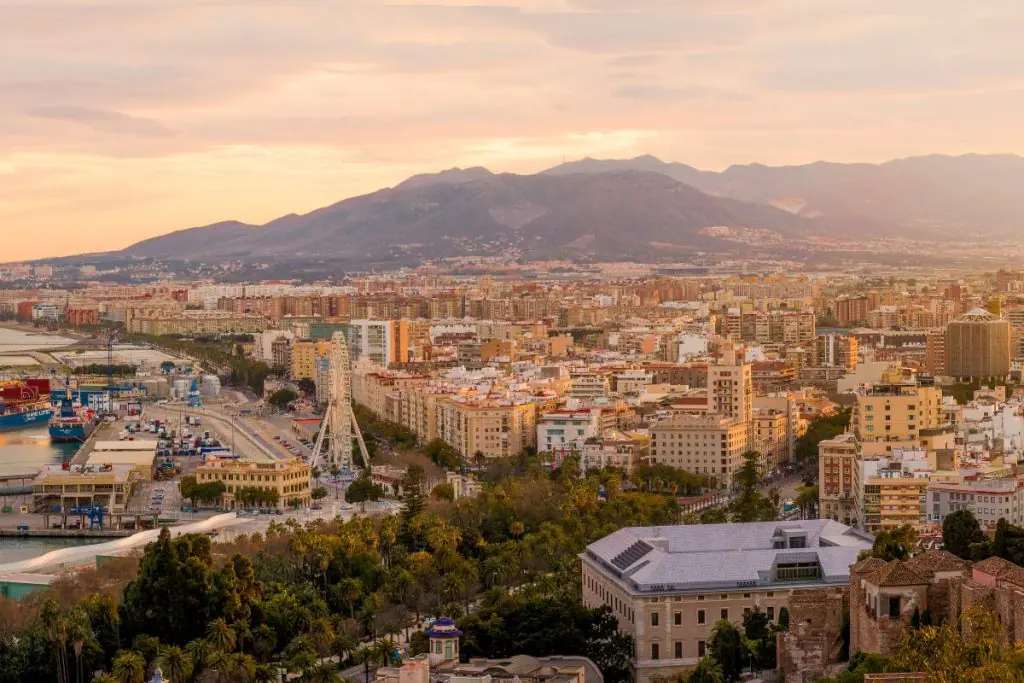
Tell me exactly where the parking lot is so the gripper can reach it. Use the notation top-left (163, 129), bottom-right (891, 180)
top-left (127, 479), bottom-right (183, 515)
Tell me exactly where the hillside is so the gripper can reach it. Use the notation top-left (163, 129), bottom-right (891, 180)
top-left (543, 153), bottom-right (1024, 239)
top-left (123, 171), bottom-right (827, 263)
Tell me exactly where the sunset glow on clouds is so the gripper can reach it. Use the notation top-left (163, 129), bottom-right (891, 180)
top-left (3, 0), bottom-right (1024, 259)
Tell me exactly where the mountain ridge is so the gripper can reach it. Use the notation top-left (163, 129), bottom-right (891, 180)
top-left (118, 153), bottom-right (1024, 264)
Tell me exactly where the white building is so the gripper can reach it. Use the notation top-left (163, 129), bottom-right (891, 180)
top-left (348, 319), bottom-right (394, 367)
top-left (537, 408), bottom-right (601, 453)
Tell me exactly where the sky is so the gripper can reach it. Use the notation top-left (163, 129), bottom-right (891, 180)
top-left (4, 0), bottom-right (1024, 260)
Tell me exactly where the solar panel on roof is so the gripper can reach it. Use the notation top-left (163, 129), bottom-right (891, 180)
top-left (611, 540), bottom-right (654, 570)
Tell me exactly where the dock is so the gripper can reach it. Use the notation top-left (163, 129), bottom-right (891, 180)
top-left (0, 528), bottom-right (133, 539)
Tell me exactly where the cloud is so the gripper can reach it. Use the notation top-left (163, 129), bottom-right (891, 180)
top-left (612, 84), bottom-right (712, 101)
top-left (25, 106), bottom-right (178, 137)
top-left (5, 0), bottom-right (1024, 259)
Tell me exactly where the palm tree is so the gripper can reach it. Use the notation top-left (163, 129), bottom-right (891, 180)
top-left (254, 663), bottom-right (280, 683)
top-left (91, 674), bottom-right (118, 683)
top-left (68, 606), bottom-right (95, 683)
top-left (207, 618), bottom-right (237, 654)
top-left (252, 624), bottom-right (277, 663)
top-left (794, 484), bottom-right (819, 519)
top-left (304, 661), bottom-right (343, 683)
top-left (229, 652), bottom-right (258, 683)
top-left (688, 656), bottom-right (725, 683)
top-left (186, 639), bottom-right (213, 677)
top-left (157, 646), bottom-right (194, 683)
top-left (111, 650), bottom-right (146, 683)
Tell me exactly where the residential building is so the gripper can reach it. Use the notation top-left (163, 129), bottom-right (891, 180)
top-left (649, 415), bottom-right (748, 487)
top-left (818, 433), bottom-right (858, 527)
top-left (290, 340), bottom-right (332, 381)
top-left (857, 452), bottom-right (931, 534)
top-left (926, 475), bottom-right (1024, 528)
top-left (945, 308), bottom-right (1011, 380)
top-left (347, 319), bottom-right (395, 366)
top-left (753, 408), bottom-right (790, 475)
top-left (924, 330), bottom-right (946, 376)
top-left (814, 334), bottom-right (858, 371)
top-left (851, 372), bottom-right (943, 449)
top-left (570, 373), bottom-right (610, 401)
top-left (581, 520), bottom-right (873, 682)
top-left (195, 457), bottom-right (311, 510)
top-left (581, 431), bottom-right (645, 474)
top-left (434, 398), bottom-right (538, 459)
top-left (537, 409), bottom-right (601, 454)
top-left (707, 343), bottom-right (752, 429)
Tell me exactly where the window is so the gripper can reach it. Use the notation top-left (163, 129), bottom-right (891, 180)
top-left (674, 642), bottom-right (682, 659)
top-left (888, 597), bottom-right (900, 619)
top-left (674, 611), bottom-right (682, 626)
top-left (767, 606), bottom-right (775, 620)
top-left (721, 608), bottom-right (729, 621)
top-left (434, 642), bottom-right (442, 654)
top-left (697, 609), bottom-right (706, 625)
top-left (444, 641), bottom-right (453, 659)
top-left (698, 641), bottom-right (706, 657)
top-left (651, 644), bottom-right (660, 661)
top-left (651, 612), bottom-right (659, 627)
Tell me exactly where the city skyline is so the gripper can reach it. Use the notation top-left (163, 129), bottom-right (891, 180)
top-left (5, 1), bottom-right (1024, 260)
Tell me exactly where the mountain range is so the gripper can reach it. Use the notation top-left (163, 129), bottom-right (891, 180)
top-left (119, 153), bottom-right (1024, 264)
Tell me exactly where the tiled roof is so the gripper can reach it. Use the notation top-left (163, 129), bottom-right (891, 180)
top-left (869, 560), bottom-right (929, 587)
top-left (906, 550), bottom-right (970, 574)
top-left (851, 557), bottom-right (887, 574)
top-left (971, 556), bottom-right (1017, 577)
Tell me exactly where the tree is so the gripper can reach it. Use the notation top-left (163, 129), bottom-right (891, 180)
top-left (157, 646), bottom-right (193, 683)
top-left (345, 474), bottom-right (384, 507)
top-left (794, 484), bottom-right (820, 520)
top-left (268, 389), bottom-right (299, 411)
top-left (860, 525), bottom-right (917, 561)
top-left (688, 657), bottom-right (725, 683)
top-left (401, 465), bottom-right (426, 548)
top-left (432, 482), bottom-right (455, 502)
top-left (111, 650), bottom-right (145, 683)
top-left (311, 486), bottom-right (329, 502)
top-left (708, 620), bottom-right (745, 682)
top-left (423, 439), bottom-right (462, 470)
top-left (728, 452), bottom-right (777, 523)
top-left (942, 509), bottom-right (986, 560)
top-left (297, 378), bottom-right (317, 397)
top-left (207, 617), bottom-right (237, 654)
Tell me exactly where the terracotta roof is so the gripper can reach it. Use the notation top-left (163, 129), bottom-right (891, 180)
top-left (971, 556), bottom-right (1017, 577)
top-left (998, 565), bottom-right (1024, 588)
top-left (852, 557), bottom-right (887, 574)
top-left (868, 560), bottom-right (930, 587)
top-left (906, 550), bottom-right (970, 574)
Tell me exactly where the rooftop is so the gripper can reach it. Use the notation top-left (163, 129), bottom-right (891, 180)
top-left (584, 520), bottom-right (873, 594)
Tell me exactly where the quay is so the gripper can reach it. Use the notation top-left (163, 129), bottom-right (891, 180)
top-left (0, 528), bottom-right (134, 539)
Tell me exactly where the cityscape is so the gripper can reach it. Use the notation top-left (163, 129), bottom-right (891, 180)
top-left (1, 267), bottom-right (1024, 682)
top-left (8, 1), bottom-right (1024, 682)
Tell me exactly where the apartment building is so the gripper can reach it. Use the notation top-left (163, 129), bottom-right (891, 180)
top-left (537, 409), bottom-right (601, 454)
top-left (707, 344), bottom-right (752, 429)
top-left (130, 311), bottom-right (271, 335)
top-left (195, 457), bottom-right (311, 510)
top-left (581, 432), bottom-right (645, 474)
top-left (347, 319), bottom-right (395, 366)
top-left (581, 521), bottom-right (872, 682)
top-left (851, 373), bottom-right (943, 449)
top-left (926, 475), bottom-right (1024, 528)
top-left (434, 398), bottom-right (539, 459)
top-left (649, 415), bottom-right (748, 487)
top-left (858, 453), bottom-right (930, 534)
top-left (570, 373), bottom-right (610, 401)
top-left (290, 340), bottom-right (332, 380)
top-left (351, 368), bottom-right (430, 423)
top-left (752, 408), bottom-right (790, 475)
top-left (813, 334), bottom-right (858, 371)
top-left (818, 433), bottom-right (858, 527)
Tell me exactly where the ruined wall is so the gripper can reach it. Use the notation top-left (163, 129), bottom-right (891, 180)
top-left (777, 588), bottom-right (846, 683)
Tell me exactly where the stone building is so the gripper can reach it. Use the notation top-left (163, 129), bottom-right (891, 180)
top-left (847, 550), bottom-right (1024, 656)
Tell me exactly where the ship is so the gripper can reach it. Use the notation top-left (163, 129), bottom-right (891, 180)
top-left (0, 379), bottom-right (53, 432)
top-left (49, 381), bottom-right (98, 443)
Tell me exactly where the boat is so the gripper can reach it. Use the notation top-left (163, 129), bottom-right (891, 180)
top-left (49, 381), bottom-right (98, 443)
top-left (0, 379), bottom-right (53, 431)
